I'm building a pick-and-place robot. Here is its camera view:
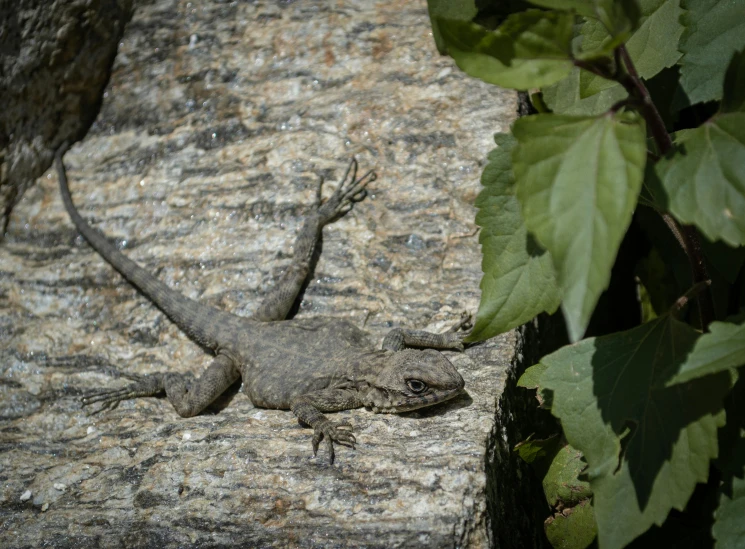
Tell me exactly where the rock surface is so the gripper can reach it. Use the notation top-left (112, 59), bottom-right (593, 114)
top-left (0, 0), bottom-right (132, 234)
top-left (0, 0), bottom-right (518, 547)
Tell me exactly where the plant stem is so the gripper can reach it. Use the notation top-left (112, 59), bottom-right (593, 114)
top-left (660, 214), bottom-right (714, 327)
top-left (671, 280), bottom-right (712, 318)
top-left (615, 45), bottom-right (715, 329)
top-left (573, 59), bottom-right (614, 80)
top-left (609, 97), bottom-right (637, 113)
top-left (617, 46), bottom-right (672, 154)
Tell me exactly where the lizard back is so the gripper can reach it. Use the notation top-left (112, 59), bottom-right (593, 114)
top-left (237, 317), bottom-right (383, 409)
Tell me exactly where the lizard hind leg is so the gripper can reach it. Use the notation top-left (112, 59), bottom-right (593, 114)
top-left (252, 159), bottom-right (376, 322)
top-left (81, 353), bottom-right (240, 418)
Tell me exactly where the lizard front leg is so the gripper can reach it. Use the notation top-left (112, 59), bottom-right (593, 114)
top-left (382, 312), bottom-right (473, 352)
top-left (290, 388), bottom-right (362, 463)
top-left (82, 353), bottom-right (240, 417)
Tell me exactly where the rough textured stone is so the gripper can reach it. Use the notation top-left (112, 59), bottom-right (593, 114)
top-left (0, 0), bottom-right (133, 235)
top-left (0, 0), bottom-right (521, 547)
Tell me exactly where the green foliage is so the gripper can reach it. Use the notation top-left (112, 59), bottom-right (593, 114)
top-left (427, 0), bottom-right (745, 546)
top-left (540, 315), bottom-right (731, 549)
top-left (543, 443), bottom-right (592, 507)
top-left (427, 0), bottom-right (477, 54)
top-left (436, 11), bottom-right (575, 89)
top-left (528, 0), bottom-right (640, 36)
top-left (713, 432), bottom-right (745, 549)
top-left (515, 435), bottom-right (596, 548)
top-left (543, 67), bottom-right (628, 115)
top-left (579, 0), bottom-right (684, 97)
top-left (655, 112), bottom-right (745, 247)
top-left (468, 133), bottom-right (561, 341)
top-left (512, 112), bottom-right (646, 341)
top-left (721, 50), bottom-right (745, 114)
top-left (677, 0), bottom-right (745, 105)
top-left (525, 0), bottom-right (609, 19)
top-left (518, 362), bottom-right (550, 390)
top-left (669, 317), bottom-right (745, 385)
top-left (545, 501), bottom-right (597, 549)
top-left (655, 51), bottom-right (745, 247)
top-left (514, 434), bottom-right (559, 463)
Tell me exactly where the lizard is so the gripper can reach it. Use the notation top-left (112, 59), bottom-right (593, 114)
top-left (55, 147), bottom-right (469, 463)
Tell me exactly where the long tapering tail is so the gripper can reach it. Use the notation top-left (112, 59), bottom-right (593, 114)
top-left (55, 149), bottom-right (226, 350)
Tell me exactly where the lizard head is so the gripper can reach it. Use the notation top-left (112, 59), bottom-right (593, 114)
top-left (363, 349), bottom-right (465, 413)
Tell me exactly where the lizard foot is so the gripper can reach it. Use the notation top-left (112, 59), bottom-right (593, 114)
top-left (312, 419), bottom-right (356, 464)
top-left (439, 311), bottom-right (473, 351)
top-left (81, 374), bottom-right (164, 414)
top-left (317, 158), bottom-right (376, 223)
top-left (447, 311), bottom-right (473, 333)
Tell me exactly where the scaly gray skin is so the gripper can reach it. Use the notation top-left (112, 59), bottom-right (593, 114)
top-left (56, 149), bottom-right (469, 463)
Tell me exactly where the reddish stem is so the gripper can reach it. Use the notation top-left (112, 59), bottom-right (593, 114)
top-left (615, 46), bottom-right (714, 328)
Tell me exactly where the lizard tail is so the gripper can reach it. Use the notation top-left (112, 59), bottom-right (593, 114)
top-left (55, 149), bottom-right (224, 351)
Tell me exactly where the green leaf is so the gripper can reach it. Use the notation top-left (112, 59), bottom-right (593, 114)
top-left (539, 315), bottom-right (731, 549)
top-left (575, 17), bottom-right (626, 62)
top-left (528, 0), bottom-right (641, 34)
top-left (518, 362), bottom-right (550, 389)
top-left (468, 133), bottom-right (561, 342)
top-left (545, 501), bottom-right (597, 549)
top-left (713, 431), bottom-right (745, 549)
top-left (544, 443), bottom-right (593, 506)
top-left (542, 67), bottom-right (628, 115)
top-left (512, 112), bottom-right (647, 341)
top-left (678, 0), bottom-right (745, 105)
top-left (637, 278), bottom-right (658, 323)
top-left (579, 0), bottom-right (685, 97)
top-left (668, 318), bottom-right (745, 385)
top-left (515, 434), bottom-right (559, 464)
top-left (526, 0), bottom-right (601, 18)
top-left (426, 0), bottom-right (478, 54)
top-left (655, 112), bottom-right (745, 247)
top-left (437, 11), bottom-right (574, 90)
top-left (721, 49), bottom-right (745, 114)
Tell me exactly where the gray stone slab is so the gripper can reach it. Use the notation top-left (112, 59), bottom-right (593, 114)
top-left (0, 0), bottom-right (132, 235)
top-left (0, 1), bottom-right (518, 547)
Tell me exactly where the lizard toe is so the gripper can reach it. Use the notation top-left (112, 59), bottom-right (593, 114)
top-left (81, 388), bottom-right (129, 406)
top-left (318, 163), bottom-right (375, 222)
top-left (311, 420), bottom-right (356, 463)
top-left (326, 436), bottom-right (336, 464)
top-left (83, 396), bottom-right (122, 415)
top-left (81, 374), bottom-right (166, 414)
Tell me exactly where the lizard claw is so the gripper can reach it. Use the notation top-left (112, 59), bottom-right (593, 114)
top-left (317, 158), bottom-right (376, 223)
top-left (311, 420), bottom-right (356, 464)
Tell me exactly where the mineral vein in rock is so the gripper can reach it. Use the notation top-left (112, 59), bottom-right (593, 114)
top-left (56, 149), bottom-right (468, 463)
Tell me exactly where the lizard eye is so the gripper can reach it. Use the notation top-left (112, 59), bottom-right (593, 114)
top-left (406, 379), bottom-right (427, 393)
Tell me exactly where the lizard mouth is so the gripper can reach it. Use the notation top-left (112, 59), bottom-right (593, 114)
top-left (367, 387), bottom-right (464, 414)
